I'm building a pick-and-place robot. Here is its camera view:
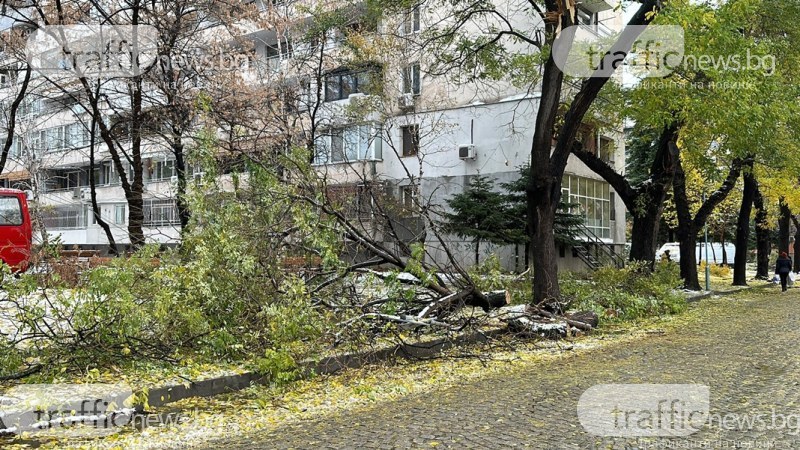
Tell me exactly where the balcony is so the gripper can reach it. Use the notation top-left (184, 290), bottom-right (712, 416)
top-left (578, 0), bottom-right (614, 13)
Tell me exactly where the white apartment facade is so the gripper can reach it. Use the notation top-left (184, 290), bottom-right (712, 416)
top-left (0, 0), bottom-right (627, 271)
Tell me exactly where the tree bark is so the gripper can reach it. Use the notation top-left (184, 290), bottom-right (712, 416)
top-left (674, 155), bottom-right (747, 290)
top-left (721, 232), bottom-right (728, 265)
top-left (0, 65), bottom-right (31, 174)
top-left (87, 104), bottom-right (118, 256)
top-left (172, 138), bottom-right (191, 232)
top-left (572, 124), bottom-right (679, 268)
top-left (525, 0), bottom-right (660, 306)
top-left (793, 216), bottom-right (800, 273)
top-left (753, 183), bottom-right (770, 279)
top-left (733, 161), bottom-right (755, 286)
top-left (779, 200), bottom-right (791, 255)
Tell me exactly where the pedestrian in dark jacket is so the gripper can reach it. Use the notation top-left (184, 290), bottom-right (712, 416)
top-left (775, 252), bottom-right (793, 292)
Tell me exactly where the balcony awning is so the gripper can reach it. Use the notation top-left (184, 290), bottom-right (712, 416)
top-left (0, 170), bottom-right (30, 182)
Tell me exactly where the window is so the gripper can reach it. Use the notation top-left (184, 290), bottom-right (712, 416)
top-left (402, 63), bottom-right (421, 95)
top-left (402, 6), bottom-right (421, 34)
top-left (264, 38), bottom-right (293, 70)
top-left (114, 204), bottom-right (126, 225)
top-left (28, 130), bottom-right (46, 152)
top-left (0, 197), bottom-right (22, 225)
top-left (401, 185), bottom-right (417, 215)
top-left (102, 162), bottom-right (120, 185)
top-left (144, 199), bottom-right (180, 226)
top-left (18, 99), bottom-right (41, 117)
top-left (401, 125), bottom-right (419, 157)
top-left (598, 137), bottom-right (615, 164)
top-left (41, 205), bottom-right (85, 229)
top-left (576, 6), bottom-right (598, 26)
top-left (152, 159), bottom-right (176, 181)
top-left (324, 66), bottom-right (378, 101)
top-left (315, 124), bottom-right (381, 164)
top-left (562, 175), bottom-right (612, 239)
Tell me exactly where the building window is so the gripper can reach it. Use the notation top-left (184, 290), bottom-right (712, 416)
top-left (314, 124), bottom-right (382, 164)
top-left (324, 66), bottom-right (379, 101)
top-left (114, 204), bottom-right (126, 225)
top-left (598, 136), bottom-right (614, 164)
top-left (402, 6), bottom-right (421, 34)
top-left (41, 205), bottom-right (86, 229)
top-left (152, 159), bottom-right (176, 181)
top-left (562, 174), bottom-right (611, 239)
top-left (143, 199), bottom-right (180, 227)
top-left (400, 184), bottom-right (418, 216)
top-left (401, 125), bottom-right (419, 157)
top-left (402, 63), bottom-right (421, 95)
top-left (576, 6), bottom-right (598, 26)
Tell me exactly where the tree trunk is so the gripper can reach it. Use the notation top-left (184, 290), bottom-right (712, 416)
top-left (792, 217), bottom-right (800, 273)
top-left (173, 139), bottom-right (191, 232)
top-left (754, 183), bottom-right (770, 279)
top-left (779, 200), bottom-right (791, 255)
top-left (474, 238), bottom-right (480, 267)
top-left (677, 224), bottom-right (701, 291)
top-left (529, 197), bottom-right (560, 308)
top-left (673, 154), bottom-right (746, 290)
top-left (721, 232), bottom-right (727, 265)
top-left (0, 65), bottom-right (31, 174)
top-left (88, 110), bottom-right (118, 256)
top-left (733, 162), bottom-right (756, 286)
top-left (524, 0), bottom-right (660, 305)
top-left (629, 204), bottom-right (662, 265)
top-left (572, 124), bottom-right (679, 269)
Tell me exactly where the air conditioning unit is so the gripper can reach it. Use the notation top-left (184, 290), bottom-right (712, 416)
top-left (72, 187), bottom-right (81, 199)
top-left (170, 175), bottom-right (179, 183)
top-left (398, 93), bottom-right (415, 110)
top-left (458, 144), bottom-right (476, 160)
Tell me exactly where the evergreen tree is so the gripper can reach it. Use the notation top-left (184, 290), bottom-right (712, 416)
top-left (442, 176), bottom-right (522, 266)
top-left (500, 165), bottom-right (584, 248)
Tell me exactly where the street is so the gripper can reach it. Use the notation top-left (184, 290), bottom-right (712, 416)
top-left (201, 288), bottom-right (798, 449)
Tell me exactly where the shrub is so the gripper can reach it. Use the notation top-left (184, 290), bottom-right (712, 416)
top-left (0, 152), bottom-right (342, 380)
top-left (562, 262), bottom-right (685, 322)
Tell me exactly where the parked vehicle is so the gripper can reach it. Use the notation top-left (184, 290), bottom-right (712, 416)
top-left (656, 242), bottom-right (736, 264)
top-left (0, 189), bottom-right (32, 273)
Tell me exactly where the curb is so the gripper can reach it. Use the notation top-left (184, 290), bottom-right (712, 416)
top-left (139, 284), bottom-right (770, 411)
top-left (684, 282), bottom-right (772, 304)
top-left (139, 328), bottom-right (506, 411)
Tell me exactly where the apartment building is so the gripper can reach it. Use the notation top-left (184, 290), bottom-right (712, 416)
top-left (0, 0), bottom-right (627, 271)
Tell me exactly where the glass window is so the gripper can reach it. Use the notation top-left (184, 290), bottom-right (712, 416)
top-left (0, 197), bottom-right (22, 225)
top-left (324, 66), bottom-right (380, 101)
top-left (115, 204), bottom-right (126, 225)
top-left (330, 129), bottom-right (345, 162)
top-left (401, 125), bottom-right (419, 157)
top-left (402, 64), bottom-right (421, 95)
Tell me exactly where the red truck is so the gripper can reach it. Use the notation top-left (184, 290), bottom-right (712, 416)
top-left (0, 188), bottom-right (32, 273)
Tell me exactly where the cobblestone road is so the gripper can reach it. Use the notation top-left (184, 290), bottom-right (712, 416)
top-left (206, 288), bottom-right (800, 449)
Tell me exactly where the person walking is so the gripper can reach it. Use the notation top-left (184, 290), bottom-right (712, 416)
top-left (775, 252), bottom-right (793, 292)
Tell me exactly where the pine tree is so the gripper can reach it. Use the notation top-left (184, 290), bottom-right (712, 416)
top-left (500, 165), bottom-right (583, 249)
top-left (442, 176), bottom-right (523, 266)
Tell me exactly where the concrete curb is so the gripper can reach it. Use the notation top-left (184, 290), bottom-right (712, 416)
top-left (139, 284), bottom-right (770, 411)
top-left (685, 282), bottom-right (772, 304)
top-left (139, 328), bottom-right (506, 411)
